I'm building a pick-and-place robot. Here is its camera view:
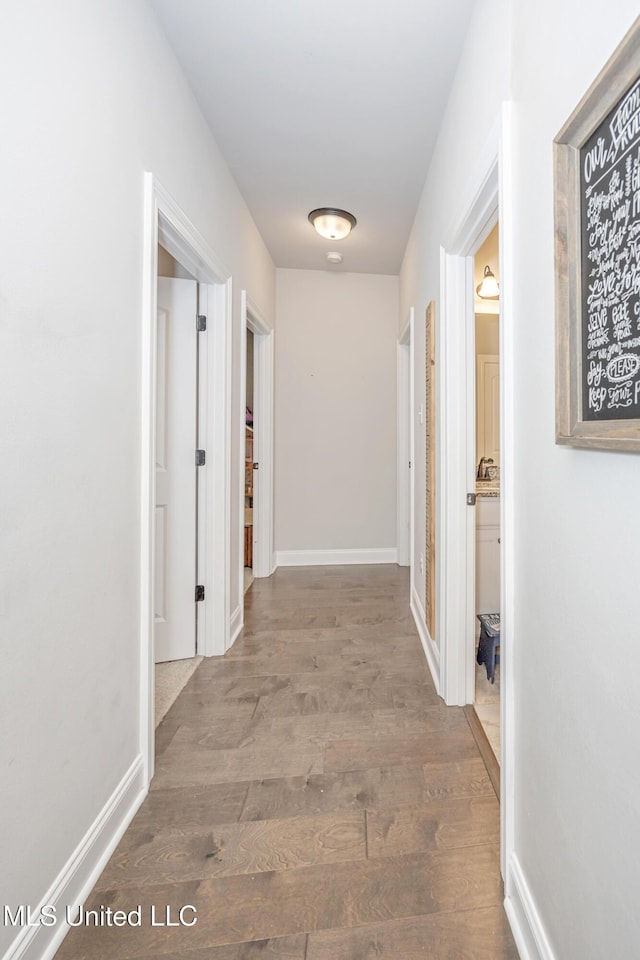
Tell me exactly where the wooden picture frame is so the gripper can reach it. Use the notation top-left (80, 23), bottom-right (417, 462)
top-left (554, 17), bottom-right (640, 451)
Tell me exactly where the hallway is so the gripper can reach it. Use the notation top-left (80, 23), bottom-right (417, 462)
top-left (55, 566), bottom-right (518, 959)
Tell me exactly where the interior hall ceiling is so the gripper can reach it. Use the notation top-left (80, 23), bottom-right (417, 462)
top-left (148, 0), bottom-right (475, 275)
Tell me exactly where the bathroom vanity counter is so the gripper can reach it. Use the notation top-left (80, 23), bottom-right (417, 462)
top-left (476, 480), bottom-right (500, 499)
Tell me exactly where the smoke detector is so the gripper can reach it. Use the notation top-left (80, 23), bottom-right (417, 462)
top-left (326, 251), bottom-right (343, 265)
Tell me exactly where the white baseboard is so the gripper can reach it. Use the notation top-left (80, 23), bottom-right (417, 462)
top-left (229, 603), bottom-right (243, 647)
top-left (504, 853), bottom-right (556, 960)
top-left (410, 586), bottom-right (440, 696)
top-left (253, 551), bottom-right (277, 579)
top-left (3, 757), bottom-right (146, 960)
top-left (276, 547), bottom-right (398, 567)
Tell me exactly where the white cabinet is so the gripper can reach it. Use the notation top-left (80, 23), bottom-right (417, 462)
top-left (476, 497), bottom-right (500, 615)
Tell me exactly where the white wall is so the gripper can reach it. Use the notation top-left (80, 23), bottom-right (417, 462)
top-left (0, 2), bottom-right (274, 955)
top-left (400, 0), bottom-right (511, 644)
top-left (476, 313), bottom-right (500, 355)
top-left (275, 269), bottom-right (398, 559)
top-left (510, 5), bottom-right (640, 959)
top-left (401, 1), bottom-right (640, 958)
top-left (474, 222), bottom-right (500, 315)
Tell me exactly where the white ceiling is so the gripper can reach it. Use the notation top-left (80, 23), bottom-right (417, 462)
top-left (148, 0), bottom-right (475, 275)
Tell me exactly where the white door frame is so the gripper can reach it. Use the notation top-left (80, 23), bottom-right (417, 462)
top-left (438, 104), bottom-right (515, 883)
top-left (397, 313), bottom-right (413, 571)
top-left (235, 291), bottom-right (275, 636)
top-left (140, 173), bottom-right (232, 783)
top-left (439, 172), bottom-right (498, 708)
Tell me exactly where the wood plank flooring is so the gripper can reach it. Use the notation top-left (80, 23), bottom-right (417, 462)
top-left (54, 565), bottom-right (518, 960)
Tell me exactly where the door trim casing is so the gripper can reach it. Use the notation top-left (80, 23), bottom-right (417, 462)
top-left (141, 173), bottom-right (232, 783)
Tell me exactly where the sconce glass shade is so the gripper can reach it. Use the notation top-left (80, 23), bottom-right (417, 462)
top-left (308, 208), bottom-right (357, 240)
top-left (476, 264), bottom-right (500, 300)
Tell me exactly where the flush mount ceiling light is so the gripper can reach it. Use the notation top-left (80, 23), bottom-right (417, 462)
top-left (476, 265), bottom-right (500, 300)
top-left (308, 208), bottom-right (357, 241)
top-left (326, 251), bottom-right (343, 265)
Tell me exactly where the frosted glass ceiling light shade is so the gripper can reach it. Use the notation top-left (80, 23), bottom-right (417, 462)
top-left (476, 265), bottom-right (500, 300)
top-left (308, 208), bottom-right (357, 240)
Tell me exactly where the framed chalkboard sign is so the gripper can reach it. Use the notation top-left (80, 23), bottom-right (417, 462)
top-left (554, 17), bottom-right (640, 451)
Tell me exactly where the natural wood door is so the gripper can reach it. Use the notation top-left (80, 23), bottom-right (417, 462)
top-left (425, 302), bottom-right (436, 639)
top-left (154, 277), bottom-right (198, 663)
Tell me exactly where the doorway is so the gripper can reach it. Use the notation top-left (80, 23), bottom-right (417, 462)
top-left (439, 209), bottom-right (502, 792)
top-left (244, 326), bottom-right (255, 593)
top-left (469, 223), bottom-right (501, 793)
top-left (235, 291), bottom-right (275, 639)
top-left (438, 111), bottom-right (516, 885)
top-left (153, 249), bottom-right (204, 725)
top-left (141, 174), bottom-right (232, 783)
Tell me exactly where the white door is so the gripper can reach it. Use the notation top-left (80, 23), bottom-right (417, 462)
top-left (154, 277), bottom-right (198, 663)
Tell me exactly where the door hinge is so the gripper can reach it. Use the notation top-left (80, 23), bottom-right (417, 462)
top-left (196, 314), bottom-right (207, 332)
top-left (195, 584), bottom-right (205, 602)
top-left (252, 462), bottom-right (259, 470)
top-left (467, 493), bottom-right (477, 506)
top-left (195, 449), bottom-right (206, 466)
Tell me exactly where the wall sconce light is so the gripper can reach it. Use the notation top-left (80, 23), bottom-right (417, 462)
top-left (476, 265), bottom-right (500, 300)
top-left (308, 208), bottom-right (357, 240)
